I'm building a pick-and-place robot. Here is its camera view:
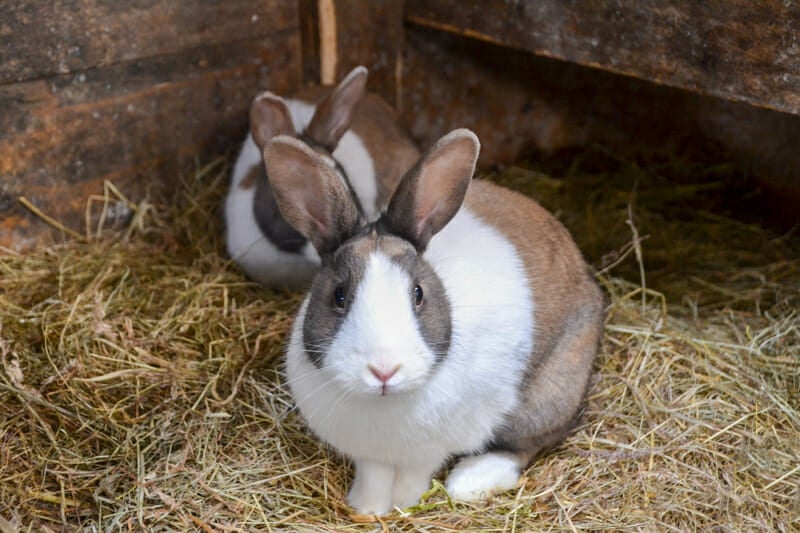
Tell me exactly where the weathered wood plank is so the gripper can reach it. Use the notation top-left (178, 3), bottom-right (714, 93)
top-left (400, 26), bottom-right (800, 225)
top-left (314, 0), bottom-right (404, 107)
top-left (406, 0), bottom-right (800, 116)
top-left (0, 34), bottom-right (300, 250)
top-left (0, 0), bottom-right (297, 84)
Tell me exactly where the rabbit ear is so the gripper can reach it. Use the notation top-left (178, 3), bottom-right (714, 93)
top-left (305, 66), bottom-right (368, 150)
top-left (264, 136), bottom-right (362, 255)
top-left (384, 129), bottom-right (480, 251)
top-left (250, 92), bottom-right (297, 150)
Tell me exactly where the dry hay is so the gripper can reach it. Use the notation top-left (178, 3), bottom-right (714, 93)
top-left (0, 153), bottom-right (798, 532)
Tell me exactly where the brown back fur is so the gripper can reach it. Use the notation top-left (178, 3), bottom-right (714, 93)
top-left (465, 180), bottom-right (605, 464)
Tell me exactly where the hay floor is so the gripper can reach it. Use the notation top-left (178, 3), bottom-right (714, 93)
top-left (1, 151), bottom-right (798, 532)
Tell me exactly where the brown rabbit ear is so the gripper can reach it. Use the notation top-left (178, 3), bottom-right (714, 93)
top-left (305, 66), bottom-right (368, 150)
top-left (264, 136), bottom-right (362, 255)
top-left (384, 129), bottom-right (480, 251)
top-left (250, 92), bottom-right (296, 150)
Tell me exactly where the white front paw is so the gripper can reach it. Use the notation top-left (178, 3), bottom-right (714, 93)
top-left (445, 452), bottom-right (521, 502)
top-left (347, 459), bottom-right (394, 515)
top-left (348, 484), bottom-right (393, 515)
top-left (392, 469), bottom-right (433, 509)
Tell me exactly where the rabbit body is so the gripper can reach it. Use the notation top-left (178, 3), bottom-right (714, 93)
top-left (225, 67), bottom-right (419, 289)
top-left (266, 130), bottom-right (604, 514)
top-left (225, 99), bottom-right (326, 289)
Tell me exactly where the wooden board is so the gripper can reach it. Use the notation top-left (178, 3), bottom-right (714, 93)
top-left (406, 0), bottom-right (800, 116)
top-left (312, 0), bottom-right (404, 108)
top-left (400, 26), bottom-right (800, 225)
top-left (1, 1), bottom-right (295, 84)
top-left (0, 1), bottom-right (300, 251)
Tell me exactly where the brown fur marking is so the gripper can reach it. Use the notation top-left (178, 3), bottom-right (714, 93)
top-left (465, 180), bottom-right (605, 465)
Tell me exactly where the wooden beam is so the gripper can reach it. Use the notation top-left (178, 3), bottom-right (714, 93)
top-left (400, 25), bottom-right (800, 224)
top-left (406, 0), bottom-right (800, 116)
top-left (0, 1), bottom-right (297, 84)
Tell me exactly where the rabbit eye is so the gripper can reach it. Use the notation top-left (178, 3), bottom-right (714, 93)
top-left (333, 285), bottom-right (347, 309)
top-left (413, 284), bottom-right (424, 308)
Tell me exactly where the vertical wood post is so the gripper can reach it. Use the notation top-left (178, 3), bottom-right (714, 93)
top-left (303, 0), bottom-right (405, 108)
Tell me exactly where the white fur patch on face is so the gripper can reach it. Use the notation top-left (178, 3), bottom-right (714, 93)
top-left (445, 451), bottom-right (522, 502)
top-left (326, 251), bottom-right (435, 395)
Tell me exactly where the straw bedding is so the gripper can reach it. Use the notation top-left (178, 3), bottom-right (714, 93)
top-left (0, 152), bottom-right (797, 532)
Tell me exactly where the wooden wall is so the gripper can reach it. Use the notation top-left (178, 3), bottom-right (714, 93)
top-left (405, 0), bottom-right (800, 116)
top-left (399, 2), bottom-right (800, 224)
top-left (399, 23), bottom-right (800, 170)
top-left (300, 0), bottom-right (404, 107)
top-left (3, 0), bottom-right (799, 250)
top-left (1, 1), bottom-right (301, 250)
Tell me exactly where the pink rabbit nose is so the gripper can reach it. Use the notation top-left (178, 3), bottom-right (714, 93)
top-left (368, 364), bottom-right (400, 384)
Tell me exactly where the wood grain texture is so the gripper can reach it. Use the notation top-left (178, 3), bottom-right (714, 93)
top-left (401, 26), bottom-right (800, 224)
top-left (0, 0), bottom-right (297, 84)
top-left (1, 1), bottom-right (301, 251)
top-left (327, 0), bottom-right (404, 107)
top-left (406, 0), bottom-right (800, 116)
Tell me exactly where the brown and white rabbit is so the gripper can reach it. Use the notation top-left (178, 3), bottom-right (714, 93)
top-left (263, 129), bottom-right (604, 514)
top-left (225, 66), bottom-right (419, 289)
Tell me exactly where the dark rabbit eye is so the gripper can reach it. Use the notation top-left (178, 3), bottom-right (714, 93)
top-left (413, 284), bottom-right (424, 307)
top-left (333, 285), bottom-right (347, 309)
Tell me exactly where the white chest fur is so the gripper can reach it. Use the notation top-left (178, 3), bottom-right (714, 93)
top-left (285, 206), bottom-right (535, 467)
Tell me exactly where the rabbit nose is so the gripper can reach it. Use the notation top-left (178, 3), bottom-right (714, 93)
top-left (368, 364), bottom-right (400, 384)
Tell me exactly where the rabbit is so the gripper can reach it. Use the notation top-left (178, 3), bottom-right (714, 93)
top-left (262, 128), bottom-right (605, 515)
top-left (225, 65), bottom-right (420, 289)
